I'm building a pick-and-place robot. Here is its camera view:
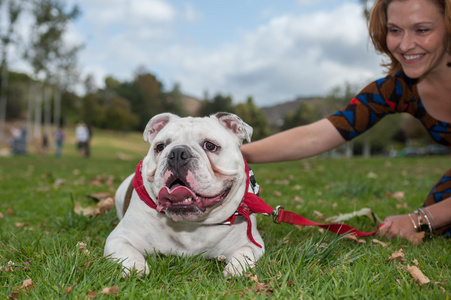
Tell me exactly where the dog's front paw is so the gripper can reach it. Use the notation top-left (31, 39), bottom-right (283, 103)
top-left (121, 260), bottom-right (150, 277)
top-left (222, 254), bottom-right (256, 277)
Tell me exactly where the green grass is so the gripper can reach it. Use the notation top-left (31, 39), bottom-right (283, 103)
top-left (0, 132), bottom-right (450, 299)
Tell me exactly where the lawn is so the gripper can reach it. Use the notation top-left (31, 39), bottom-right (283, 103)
top-left (0, 130), bottom-right (450, 299)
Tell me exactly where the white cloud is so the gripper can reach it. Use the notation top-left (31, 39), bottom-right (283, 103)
top-left (158, 2), bottom-right (384, 106)
top-left (128, 0), bottom-right (175, 23)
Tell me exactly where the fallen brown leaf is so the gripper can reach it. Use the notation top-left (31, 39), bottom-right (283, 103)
top-left (291, 195), bottom-right (304, 203)
top-left (387, 249), bottom-right (405, 262)
top-left (313, 210), bottom-right (324, 220)
top-left (407, 265), bottom-right (431, 285)
top-left (344, 234), bottom-right (366, 244)
top-left (405, 231), bottom-right (425, 245)
top-left (246, 274), bottom-right (274, 295)
top-left (74, 197), bottom-right (114, 217)
top-left (372, 239), bottom-right (389, 247)
top-left (396, 203), bottom-right (409, 209)
top-left (89, 285), bottom-right (120, 298)
top-left (386, 191), bottom-right (405, 200)
top-left (63, 284), bottom-right (76, 294)
top-left (272, 190), bottom-right (282, 197)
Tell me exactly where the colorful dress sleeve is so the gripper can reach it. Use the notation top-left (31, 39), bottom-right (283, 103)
top-left (326, 71), bottom-right (451, 146)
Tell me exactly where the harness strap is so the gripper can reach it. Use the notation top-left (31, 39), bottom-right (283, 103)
top-left (122, 178), bottom-right (135, 216)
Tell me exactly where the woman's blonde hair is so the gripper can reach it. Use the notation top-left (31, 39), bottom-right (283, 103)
top-left (368, 0), bottom-right (451, 74)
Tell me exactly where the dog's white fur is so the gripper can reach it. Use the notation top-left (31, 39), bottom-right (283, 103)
top-left (104, 112), bottom-right (264, 277)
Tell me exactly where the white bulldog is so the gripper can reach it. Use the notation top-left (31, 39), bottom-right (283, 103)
top-left (104, 112), bottom-right (265, 277)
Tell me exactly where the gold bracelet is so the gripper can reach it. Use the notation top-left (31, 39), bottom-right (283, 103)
top-left (408, 213), bottom-right (418, 231)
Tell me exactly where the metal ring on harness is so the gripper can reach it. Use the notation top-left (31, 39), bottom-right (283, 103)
top-left (272, 205), bottom-right (284, 224)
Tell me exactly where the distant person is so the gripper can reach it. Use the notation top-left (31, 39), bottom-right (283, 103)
top-left (42, 132), bottom-right (49, 154)
top-left (10, 126), bottom-right (21, 155)
top-left (75, 122), bottom-right (90, 157)
top-left (54, 126), bottom-right (64, 158)
top-left (242, 0), bottom-right (451, 238)
top-left (19, 126), bottom-right (28, 155)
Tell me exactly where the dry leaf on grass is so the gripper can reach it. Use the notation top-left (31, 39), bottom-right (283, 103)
top-left (372, 239), bottom-right (389, 247)
top-left (385, 191), bottom-right (405, 200)
top-left (407, 265), bottom-right (431, 285)
top-left (63, 284), bottom-right (76, 294)
top-left (10, 278), bottom-right (34, 298)
top-left (89, 174), bottom-right (115, 188)
top-left (313, 210), bottom-right (324, 220)
top-left (245, 274), bottom-right (275, 295)
top-left (291, 195), bottom-right (304, 203)
top-left (343, 234), bottom-right (366, 244)
top-left (387, 249), bottom-right (405, 262)
top-left (74, 194), bottom-right (114, 217)
top-left (89, 285), bottom-right (120, 298)
top-left (396, 202), bottom-right (409, 209)
top-left (272, 190), bottom-right (282, 197)
top-left (405, 231), bottom-right (425, 245)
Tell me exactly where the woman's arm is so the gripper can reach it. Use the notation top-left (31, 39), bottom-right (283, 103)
top-left (241, 118), bottom-right (346, 163)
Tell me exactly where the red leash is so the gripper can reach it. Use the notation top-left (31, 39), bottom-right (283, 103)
top-left (272, 206), bottom-right (382, 237)
top-left (240, 160), bottom-right (382, 237)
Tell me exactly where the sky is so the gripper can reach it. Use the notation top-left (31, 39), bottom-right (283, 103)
top-left (9, 0), bottom-right (386, 107)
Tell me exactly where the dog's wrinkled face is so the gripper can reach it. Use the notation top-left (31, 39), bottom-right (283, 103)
top-left (141, 113), bottom-right (252, 222)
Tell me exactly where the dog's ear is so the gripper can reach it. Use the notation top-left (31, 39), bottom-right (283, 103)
top-left (213, 112), bottom-right (253, 144)
top-left (143, 113), bottom-right (180, 143)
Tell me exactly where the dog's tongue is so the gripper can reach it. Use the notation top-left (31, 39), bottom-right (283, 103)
top-left (158, 186), bottom-right (197, 203)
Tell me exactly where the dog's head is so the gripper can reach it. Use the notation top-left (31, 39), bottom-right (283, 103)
top-left (140, 112), bottom-right (253, 223)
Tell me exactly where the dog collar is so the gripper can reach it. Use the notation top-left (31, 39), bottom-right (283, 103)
top-left (132, 158), bottom-right (272, 248)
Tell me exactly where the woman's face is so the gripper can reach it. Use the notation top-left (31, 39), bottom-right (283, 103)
top-left (386, 0), bottom-right (449, 79)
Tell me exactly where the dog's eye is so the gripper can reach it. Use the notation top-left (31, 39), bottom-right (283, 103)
top-left (203, 141), bottom-right (217, 152)
top-left (155, 143), bottom-right (165, 153)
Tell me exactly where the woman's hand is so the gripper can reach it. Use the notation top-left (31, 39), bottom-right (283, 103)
top-left (378, 214), bottom-right (418, 239)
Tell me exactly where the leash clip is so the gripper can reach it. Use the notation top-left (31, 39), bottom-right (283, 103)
top-left (272, 205), bottom-right (284, 224)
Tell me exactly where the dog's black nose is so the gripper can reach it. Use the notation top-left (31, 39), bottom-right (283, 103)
top-left (168, 147), bottom-right (192, 169)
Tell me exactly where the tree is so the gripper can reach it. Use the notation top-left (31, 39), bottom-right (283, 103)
top-left (0, 0), bottom-right (23, 140)
top-left (281, 101), bottom-right (322, 131)
top-left (198, 93), bottom-right (235, 117)
top-left (235, 97), bottom-right (272, 141)
top-left (103, 97), bottom-right (139, 130)
top-left (24, 0), bottom-right (81, 138)
top-left (163, 82), bottom-right (188, 117)
top-left (133, 71), bottom-right (164, 129)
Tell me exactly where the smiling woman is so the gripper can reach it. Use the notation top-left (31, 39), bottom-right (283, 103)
top-left (241, 0), bottom-right (451, 239)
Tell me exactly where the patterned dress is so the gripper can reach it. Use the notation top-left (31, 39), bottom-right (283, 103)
top-left (327, 71), bottom-right (451, 235)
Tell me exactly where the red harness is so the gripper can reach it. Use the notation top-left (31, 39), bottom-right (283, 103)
top-left (132, 159), bottom-right (381, 249)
